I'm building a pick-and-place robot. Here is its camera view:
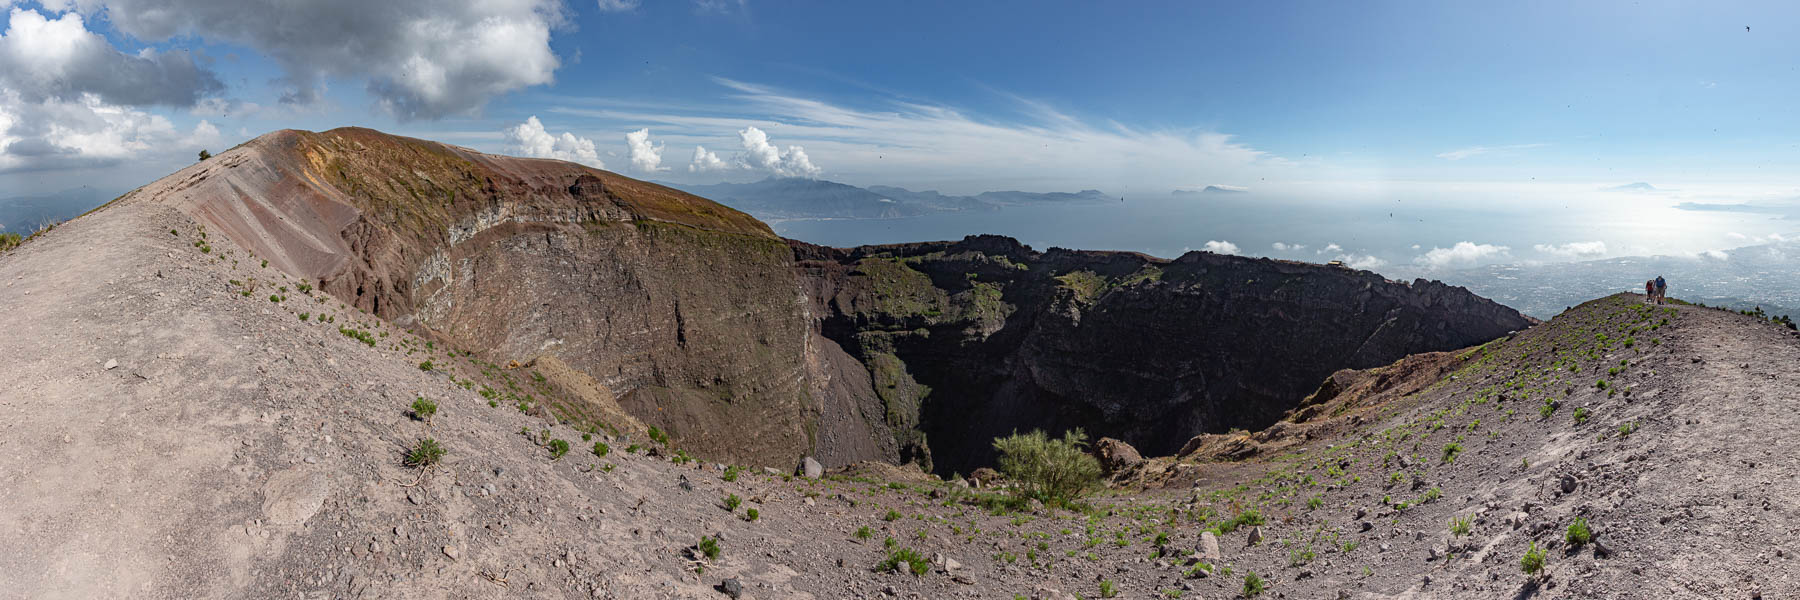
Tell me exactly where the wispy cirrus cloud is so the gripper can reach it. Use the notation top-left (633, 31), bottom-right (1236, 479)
top-left (546, 77), bottom-right (1290, 193)
top-left (1435, 143), bottom-right (1548, 161)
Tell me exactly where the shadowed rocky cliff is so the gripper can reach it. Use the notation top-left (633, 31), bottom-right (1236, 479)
top-left (795, 235), bottom-right (1535, 474)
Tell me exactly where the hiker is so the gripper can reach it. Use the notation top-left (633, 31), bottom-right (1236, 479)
top-left (1645, 280), bottom-right (1655, 304)
top-left (1655, 275), bottom-right (1667, 305)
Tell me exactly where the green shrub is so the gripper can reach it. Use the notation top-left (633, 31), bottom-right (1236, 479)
top-left (1521, 542), bottom-right (1547, 575)
top-left (1573, 407), bottom-right (1589, 425)
top-left (1242, 572), bottom-right (1266, 597)
top-left (418, 360), bottom-right (434, 371)
top-left (698, 536), bottom-right (721, 560)
top-left (547, 438), bottom-right (570, 459)
top-left (884, 509), bottom-right (902, 522)
top-left (592, 441), bottom-right (610, 457)
top-left (746, 508), bottom-right (760, 522)
top-left (1210, 508), bottom-right (1264, 535)
top-left (725, 494), bottom-right (742, 511)
top-left (1441, 442), bottom-right (1462, 463)
top-left (991, 428), bottom-right (1103, 507)
top-left (406, 438), bottom-right (445, 467)
top-left (647, 426), bottom-right (668, 445)
top-left (1566, 517), bottom-right (1591, 546)
top-left (410, 397), bottom-right (437, 422)
top-left (298, 313), bottom-right (310, 321)
top-left (1099, 579), bottom-right (1118, 598)
top-left (723, 465), bottom-right (743, 482)
top-left (854, 526), bottom-right (873, 540)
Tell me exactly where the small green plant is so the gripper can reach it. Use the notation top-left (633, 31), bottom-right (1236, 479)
top-left (1449, 515), bottom-right (1473, 536)
top-left (410, 397), bottom-right (437, 422)
top-left (878, 547), bottom-right (929, 575)
top-left (1099, 579), bottom-right (1118, 598)
top-left (723, 465), bottom-right (743, 482)
top-left (418, 360), bottom-right (434, 371)
top-left (698, 536), bottom-right (721, 561)
top-left (725, 494), bottom-right (742, 511)
top-left (1306, 495), bottom-right (1324, 510)
top-left (547, 438), bottom-right (570, 459)
top-left (1521, 541), bottom-right (1547, 575)
top-left (298, 312), bottom-right (310, 321)
top-left (746, 507), bottom-right (760, 522)
top-left (1619, 421), bottom-right (1639, 437)
top-left (405, 438), bottom-right (445, 467)
top-left (1573, 407), bottom-right (1590, 425)
top-left (647, 426), bottom-right (669, 445)
top-left (884, 509), bottom-right (902, 522)
top-left (1242, 572), bottom-right (1266, 597)
top-left (1441, 442), bottom-right (1462, 464)
top-left (1566, 517), bottom-right (1592, 546)
top-left (855, 526), bottom-right (873, 540)
top-left (592, 441), bottom-right (610, 457)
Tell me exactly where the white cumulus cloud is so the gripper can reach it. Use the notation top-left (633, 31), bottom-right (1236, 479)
top-left (1702, 249), bottom-right (1729, 260)
top-left (595, 0), bottom-right (639, 11)
top-left (65, 0), bottom-right (566, 120)
top-left (1272, 242), bottom-right (1304, 252)
top-left (1202, 240), bottom-right (1240, 255)
top-left (625, 128), bottom-right (665, 172)
top-left (1317, 243), bottom-right (1343, 255)
top-left (688, 145), bottom-right (727, 173)
top-left (1533, 241), bottom-right (1607, 259)
top-left (1335, 254), bottom-right (1386, 270)
top-left (1414, 242), bottom-right (1510, 269)
top-left (737, 125), bottom-right (820, 177)
top-left (502, 116), bottom-right (602, 168)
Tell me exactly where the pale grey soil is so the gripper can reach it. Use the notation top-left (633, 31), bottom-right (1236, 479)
top-left (4, 197), bottom-right (1800, 600)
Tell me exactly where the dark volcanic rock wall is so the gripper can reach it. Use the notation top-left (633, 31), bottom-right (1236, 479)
top-left (796, 235), bottom-right (1534, 475)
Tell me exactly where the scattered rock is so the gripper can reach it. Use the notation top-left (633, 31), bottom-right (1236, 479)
top-left (1560, 474), bottom-right (1578, 494)
top-left (970, 467), bottom-right (1000, 488)
top-left (442, 545), bottom-right (459, 560)
top-left (103, 359), bottom-right (118, 370)
top-left (1245, 526), bottom-right (1263, 546)
top-left (1093, 437), bottom-right (1145, 475)
top-left (1198, 532), bottom-right (1222, 561)
top-left (799, 456), bottom-right (823, 479)
top-left (716, 577), bottom-right (742, 599)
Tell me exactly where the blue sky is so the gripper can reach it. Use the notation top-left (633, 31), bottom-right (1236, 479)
top-left (3, 0), bottom-right (1798, 265)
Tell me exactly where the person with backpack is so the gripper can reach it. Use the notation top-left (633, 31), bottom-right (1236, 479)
top-left (1645, 279), bottom-right (1656, 304)
top-left (1655, 275), bottom-right (1667, 305)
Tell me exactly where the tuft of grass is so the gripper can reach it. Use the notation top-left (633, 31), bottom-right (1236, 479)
top-left (547, 438), bottom-right (570, 460)
top-left (1521, 542), bottom-right (1547, 575)
top-left (405, 438), bottom-right (445, 468)
top-left (878, 547), bottom-right (929, 576)
top-left (647, 426), bottom-right (669, 445)
top-left (1565, 517), bottom-right (1592, 546)
top-left (1618, 421), bottom-right (1639, 437)
top-left (884, 509), bottom-right (902, 522)
top-left (723, 465), bottom-right (743, 482)
top-left (724, 493), bottom-right (742, 511)
top-left (746, 507), bottom-right (760, 522)
top-left (1449, 515), bottom-right (1473, 536)
top-left (410, 397), bottom-right (437, 422)
top-left (592, 441), bottom-right (610, 457)
top-left (418, 360), bottom-right (434, 371)
top-left (1573, 407), bottom-right (1590, 425)
top-left (1441, 442), bottom-right (1463, 464)
top-left (1099, 579), bottom-right (1118, 598)
top-left (855, 526), bottom-right (873, 540)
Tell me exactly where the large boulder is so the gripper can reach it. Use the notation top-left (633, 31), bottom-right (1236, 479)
top-left (798, 456), bottom-right (823, 479)
top-left (1093, 437), bottom-right (1145, 475)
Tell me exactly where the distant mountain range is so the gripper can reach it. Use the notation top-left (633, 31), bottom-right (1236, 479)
top-left (0, 187), bottom-right (112, 234)
top-left (663, 177), bottom-right (1111, 220)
